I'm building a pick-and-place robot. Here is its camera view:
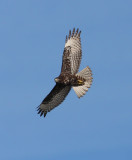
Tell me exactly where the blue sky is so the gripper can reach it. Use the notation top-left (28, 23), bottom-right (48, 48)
top-left (0, 0), bottom-right (132, 159)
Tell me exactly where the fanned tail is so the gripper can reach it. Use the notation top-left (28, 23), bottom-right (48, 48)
top-left (72, 66), bottom-right (93, 98)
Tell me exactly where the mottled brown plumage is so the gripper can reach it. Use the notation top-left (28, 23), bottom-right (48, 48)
top-left (37, 28), bottom-right (92, 117)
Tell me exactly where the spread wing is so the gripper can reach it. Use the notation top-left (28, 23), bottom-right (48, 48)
top-left (61, 28), bottom-right (82, 75)
top-left (37, 84), bottom-right (71, 117)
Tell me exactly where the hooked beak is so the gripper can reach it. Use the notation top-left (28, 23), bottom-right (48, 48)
top-left (54, 78), bottom-right (60, 83)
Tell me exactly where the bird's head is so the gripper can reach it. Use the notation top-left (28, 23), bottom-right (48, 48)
top-left (54, 77), bottom-right (61, 83)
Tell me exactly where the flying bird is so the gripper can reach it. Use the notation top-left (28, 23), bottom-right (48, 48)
top-left (37, 28), bottom-right (93, 117)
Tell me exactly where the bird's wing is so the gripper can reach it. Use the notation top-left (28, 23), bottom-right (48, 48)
top-left (37, 84), bottom-right (71, 117)
top-left (61, 28), bottom-right (82, 75)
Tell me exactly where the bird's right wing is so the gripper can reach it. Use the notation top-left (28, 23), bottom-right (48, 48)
top-left (37, 84), bottom-right (71, 117)
top-left (61, 28), bottom-right (82, 75)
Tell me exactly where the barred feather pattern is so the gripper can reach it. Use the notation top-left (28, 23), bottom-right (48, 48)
top-left (73, 66), bottom-right (93, 98)
top-left (61, 28), bottom-right (82, 75)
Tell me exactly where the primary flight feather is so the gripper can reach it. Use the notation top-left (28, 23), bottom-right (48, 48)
top-left (37, 28), bottom-right (93, 117)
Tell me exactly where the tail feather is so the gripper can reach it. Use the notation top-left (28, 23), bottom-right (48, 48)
top-left (73, 66), bottom-right (92, 98)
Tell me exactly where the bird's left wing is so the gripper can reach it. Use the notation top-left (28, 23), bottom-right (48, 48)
top-left (37, 84), bottom-right (71, 117)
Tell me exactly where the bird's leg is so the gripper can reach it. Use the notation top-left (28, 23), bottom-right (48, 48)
top-left (77, 79), bottom-right (84, 85)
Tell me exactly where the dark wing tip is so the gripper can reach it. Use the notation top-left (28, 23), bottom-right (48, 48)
top-left (37, 105), bottom-right (47, 118)
top-left (44, 112), bottom-right (47, 117)
top-left (68, 30), bottom-right (71, 39)
top-left (71, 28), bottom-right (75, 37)
top-left (66, 28), bottom-right (81, 39)
top-left (66, 28), bottom-right (81, 40)
top-left (75, 28), bottom-right (79, 36)
top-left (78, 30), bottom-right (81, 37)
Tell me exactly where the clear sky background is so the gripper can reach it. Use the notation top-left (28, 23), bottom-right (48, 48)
top-left (0, 0), bottom-right (132, 160)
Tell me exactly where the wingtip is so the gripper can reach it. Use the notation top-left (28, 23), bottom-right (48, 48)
top-left (37, 105), bottom-right (47, 118)
top-left (68, 30), bottom-right (71, 39)
top-left (44, 112), bottom-right (47, 117)
top-left (78, 30), bottom-right (81, 37)
top-left (71, 28), bottom-right (75, 37)
top-left (75, 28), bottom-right (79, 35)
top-left (67, 28), bottom-right (81, 39)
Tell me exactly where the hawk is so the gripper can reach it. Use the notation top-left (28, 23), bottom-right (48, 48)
top-left (37, 28), bottom-right (93, 117)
